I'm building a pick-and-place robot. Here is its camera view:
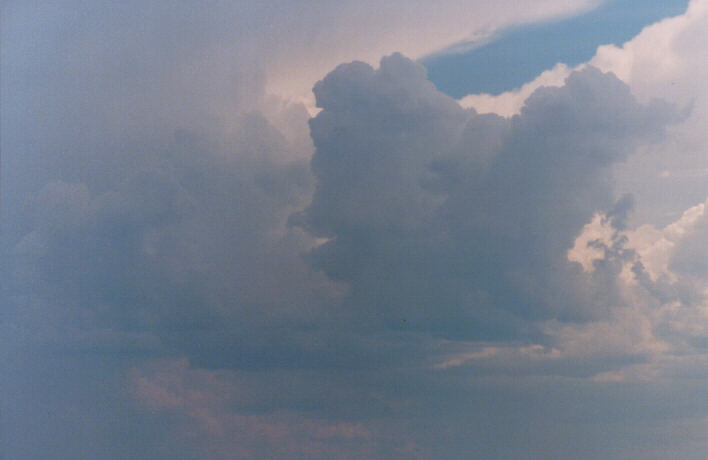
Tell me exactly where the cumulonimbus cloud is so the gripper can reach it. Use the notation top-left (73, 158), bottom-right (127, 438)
top-left (4, 1), bottom-right (708, 458)
top-left (300, 54), bottom-right (679, 341)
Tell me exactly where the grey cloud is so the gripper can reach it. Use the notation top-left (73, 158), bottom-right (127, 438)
top-left (6, 116), bottom-right (323, 363)
top-left (2, 108), bottom-right (337, 459)
top-left (301, 54), bottom-right (679, 341)
top-left (3, 0), bottom-right (702, 454)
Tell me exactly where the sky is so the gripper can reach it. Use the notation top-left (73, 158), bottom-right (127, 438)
top-left (2, 1), bottom-right (708, 459)
top-left (423, 0), bottom-right (689, 96)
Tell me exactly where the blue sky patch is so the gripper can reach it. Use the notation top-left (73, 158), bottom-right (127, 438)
top-left (423, 0), bottom-right (689, 97)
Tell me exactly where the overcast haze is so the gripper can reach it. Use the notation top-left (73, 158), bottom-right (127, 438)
top-left (3, 1), bottom-right (708, 459)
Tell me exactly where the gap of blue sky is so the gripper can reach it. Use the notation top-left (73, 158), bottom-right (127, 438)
top-left (423, 0), bottom-right (689, 97)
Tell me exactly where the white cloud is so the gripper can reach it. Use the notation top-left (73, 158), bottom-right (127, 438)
top-left (459, 63), bottom-right (572, 117)
top-left (625, 198), bottom-right (707, 281)
top-left (567, 212), bottom-right (616, 272)
top-left (558, 196), bottom-right (708, 380)
top-left (590, 0), bottom-right (708, 104)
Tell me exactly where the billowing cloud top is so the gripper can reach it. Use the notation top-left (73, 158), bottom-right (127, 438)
top-left (301, 55), bottom-right (677, 340)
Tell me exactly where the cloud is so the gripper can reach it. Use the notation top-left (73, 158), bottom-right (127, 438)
top-left (459, 63), bottom-right (572, 117)
top-left (459, 0), bottom-right (708, 225)
top-left (129, 359), bottom-right (376, 460)
top-left (554, 196), bottom-right (708, 383)
top-left (300, 54), bottom-right (678, 342)
top-left (5, 116), bottom-right (338, 367)
top-left (4, 1), bottom-right (708, 458)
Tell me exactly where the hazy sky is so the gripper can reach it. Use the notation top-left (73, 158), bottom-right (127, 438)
top-left (3, 1), bottom-right (708, 459)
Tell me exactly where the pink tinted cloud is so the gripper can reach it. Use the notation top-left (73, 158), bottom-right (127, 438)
top-left (129, 358), bottom-right (375, 459)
